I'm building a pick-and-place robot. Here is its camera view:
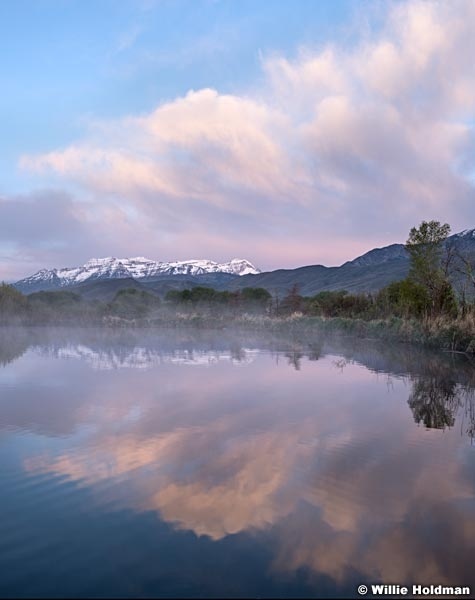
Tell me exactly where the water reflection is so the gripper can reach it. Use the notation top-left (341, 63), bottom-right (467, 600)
top-left (406, 358), bottom-right (475, 439)
top-left (409, 376), bottom-right (458, 429)
top-left (0, 328), bottom-right (474, 597)
top-left (0, 328), bottom-right (30, 366)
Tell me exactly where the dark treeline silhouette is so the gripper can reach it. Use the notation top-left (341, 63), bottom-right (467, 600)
top-left (1, 274), bottom-right (475, 350)
top-left (165, 286), bottom-right (271, 313)
top-left (0, 279), bottom-right (448, 325)
top-left (0, 283), bottom-right (273, 325)
top-left (1, 220), bottom-right (475, 354)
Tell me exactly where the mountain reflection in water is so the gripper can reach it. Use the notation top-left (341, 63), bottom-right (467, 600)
top-left (0, 328), bottom-right (474, 598)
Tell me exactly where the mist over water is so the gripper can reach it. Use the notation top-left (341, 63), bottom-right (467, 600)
top-left (0, 327), bottom-right (474, 598)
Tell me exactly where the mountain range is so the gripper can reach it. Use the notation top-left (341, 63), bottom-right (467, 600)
top-left (15, 258), bottom-right (259, 294)
top-left (13, 229), bottom-right (475, 299)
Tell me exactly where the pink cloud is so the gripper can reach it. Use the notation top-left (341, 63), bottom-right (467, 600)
top-left (16, 1), bottom-right (475, 273)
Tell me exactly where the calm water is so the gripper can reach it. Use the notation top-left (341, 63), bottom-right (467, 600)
top-left (0, 328), bottom-right (474, 598)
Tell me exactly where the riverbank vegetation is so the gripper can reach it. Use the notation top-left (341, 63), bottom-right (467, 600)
top-left (1, 221), bottom-right (475, 353)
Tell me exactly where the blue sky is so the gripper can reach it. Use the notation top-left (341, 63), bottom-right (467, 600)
top-left (1, 0), bottom-right (474, 279)
top-left (0, 0), bottom-right (355, 192)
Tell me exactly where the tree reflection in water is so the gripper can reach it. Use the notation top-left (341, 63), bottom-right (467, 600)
top-left (0, 328), bottom-right (30, 366)
top-left (406, 359), bottom-right (475, 441)
top-left (1, 326), bottom-right (475, 441)
top-left (408, 377), bottom-right (459, 429)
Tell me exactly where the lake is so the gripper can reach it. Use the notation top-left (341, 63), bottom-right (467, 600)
top-left (0, 328), bottom-right (474, 598)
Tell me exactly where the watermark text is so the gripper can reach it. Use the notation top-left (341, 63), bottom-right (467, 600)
top-left (357, 584), bottom-right (471, 596)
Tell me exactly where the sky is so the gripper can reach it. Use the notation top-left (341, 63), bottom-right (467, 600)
top-left (1, 0), bottom-right (474, 280)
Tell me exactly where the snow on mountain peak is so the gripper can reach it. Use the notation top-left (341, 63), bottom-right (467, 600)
top-left (15, 256), bottom-right (260, 290)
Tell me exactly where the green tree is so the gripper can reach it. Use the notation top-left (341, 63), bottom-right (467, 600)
top-left (109, 288), bottom-right (160, 319)
top-left (240, 287), bottom-right (272, 313)
top-left (240, 287), bottom-right (271, 304)
top-left (165, 289), bottom-right (187, 304)
top-left (379, 279), bottom-right (430, 317)
top-left (405, 220), bottom-right (454, 315)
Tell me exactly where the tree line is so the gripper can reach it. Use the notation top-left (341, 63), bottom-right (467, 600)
top-left (0, 284), bottom-right (273, 325)
top-left (275, 220), bottom-right (475, 320)
top-left (1, 220), bottom-right (475, 326)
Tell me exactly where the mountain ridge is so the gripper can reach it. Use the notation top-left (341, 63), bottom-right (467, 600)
top-left (14, 257), bottom-right (260, 293)
top-left (12, 229), bottom-right (475, 297)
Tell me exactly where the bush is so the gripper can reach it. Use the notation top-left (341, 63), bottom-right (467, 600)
top-left (108, 288), bottom-right (161, 319)
top-left (377, 279), bottom-right (430, 318)
top-left (27, 290), bottom-right (87, 323)
top-left (307, 290), bottom-right (373, 318)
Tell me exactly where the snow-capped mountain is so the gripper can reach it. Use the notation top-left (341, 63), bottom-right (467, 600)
top-left (13, 229), bottom-right (475, 297)
top-left (15, 257), bottom-right (260, 292)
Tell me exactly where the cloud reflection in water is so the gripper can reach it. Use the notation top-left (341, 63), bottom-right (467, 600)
top-left (1, 330), bottom-right (474, 590)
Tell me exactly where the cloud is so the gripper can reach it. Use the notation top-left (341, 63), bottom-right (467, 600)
top-left (16, 1), bottom-right (475, 275)
top-left (0, 191), bottom-right (89, 280)
top-left (23, 89), bottom-right (294, 203)
top-left (0, 190), bottom-right (159, 280)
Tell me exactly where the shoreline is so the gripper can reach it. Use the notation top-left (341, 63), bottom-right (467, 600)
top-left (2, 313), bottom-right (475, 355)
